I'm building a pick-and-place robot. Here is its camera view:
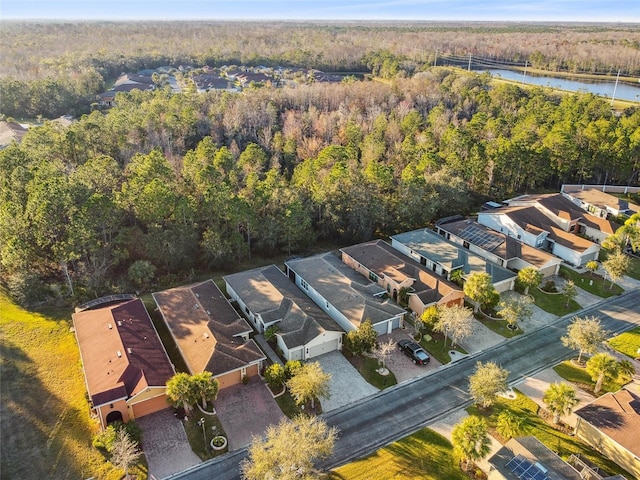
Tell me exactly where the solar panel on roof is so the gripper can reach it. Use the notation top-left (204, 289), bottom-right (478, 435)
top-left (506, 455), bottom-right (549, 480)
top-left (458, 224), bottom-right (504, 251)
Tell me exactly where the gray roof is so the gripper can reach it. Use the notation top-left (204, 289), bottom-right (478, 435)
top-left (391, 228), bottom-right (515, 284)
top-left (223, 265), bottom-right (343, 349)
top-left (285, 252), bottom-right (405, 327)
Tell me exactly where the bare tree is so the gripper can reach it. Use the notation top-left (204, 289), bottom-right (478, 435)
top-left (110, 429), bottom-right (141, 480)
top-left (434, 304), bottom-right (473, 348)
top-left (372, 339), bottom-right (395, 369)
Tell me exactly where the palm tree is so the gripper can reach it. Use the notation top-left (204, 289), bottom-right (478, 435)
top-left (166, 372), bottom-right (197, 414)
top-left (451, 416), bottom-right (491, 472)
top-left (618, 359), bottom-right (636, 383)
top-left (192, 371), bottom-right (219, 409)
top-left (543, 382), bottom-right (579, 424)
top-left (586, 353), bottom-right (620, 394)
top-left (496, 411), bottom-right (524, 439)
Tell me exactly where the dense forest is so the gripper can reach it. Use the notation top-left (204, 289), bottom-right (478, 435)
top-left (1, 21), bottom-right (640, 117)
top-left (1, 65), bottom-right (639, 307)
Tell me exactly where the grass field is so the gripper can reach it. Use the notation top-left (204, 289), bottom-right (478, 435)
top-left (529, 287), bottom-right (580, 316)
top-left (420, 331), bottom-right (467, 364)
top-left (467, 390), bottom-right (632, 478)
top-left (329, 428), bottom-right (466, 480)
top-left (608, 327), bottom-right (640, 359)
top-left (559, 266), bottom-right (623, 298)
top-left (553, 360), bottom-right (627, 397)
top-left (343, 351), bottom-right (398, 390)
top-left (0, 290), bottom-right (141, 479)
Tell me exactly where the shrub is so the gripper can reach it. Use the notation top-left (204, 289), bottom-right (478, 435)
top-left (284, 360), bottom-right (303, 379)
top-left (242, 374), bottom-right (249, 385)
top-left (264, 363), bottom-right (286, 389)
top-left (264, 325), bottom-right (279, 342)
top-left (542, 280), bottom-right (557, 293)
top-left (92, 421), bottom-right (142, 454)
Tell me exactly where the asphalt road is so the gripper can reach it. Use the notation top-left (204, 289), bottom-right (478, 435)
top-left (167, 291), bottom-right (640, 480)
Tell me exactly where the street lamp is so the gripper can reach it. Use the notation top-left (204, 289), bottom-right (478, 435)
top-left (197, 418), bottom-right (206, 448)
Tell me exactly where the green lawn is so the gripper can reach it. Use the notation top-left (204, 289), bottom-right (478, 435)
top-left (553, 360), bottom-right (627, 396)
top-left (474, 312), bottom-right (523, 338)
top-left (183, 413), bottom-right (227, 460)
top-left (0, 290), bottom-right (142, 480)
top-left (467, 390), bottom-right (632, 478)
top-left (529, 287), bottom-right (580, 316)
top-left (329, 428), bottom-right (466, 480)
top-left (419, 331), bottom-right (468, 364)
top-left (608, 327), bottom-right (640, 359)
top-left (599, 249), bottom-right (640, 281)
top-left (559, 266), bottom-right (623, 297)
top-left (343, 351), bottom-right (397, 390)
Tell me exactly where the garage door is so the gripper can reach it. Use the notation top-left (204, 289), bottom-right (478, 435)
top-left (373, 320), bottom-right (389, 335)
top-left (307, 338), bottom-right (340, 359)
top-left (131, 395), bottom-right (171, 419)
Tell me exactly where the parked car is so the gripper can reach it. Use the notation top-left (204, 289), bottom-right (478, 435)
top-left (398, 338), bottom-right (430, 365)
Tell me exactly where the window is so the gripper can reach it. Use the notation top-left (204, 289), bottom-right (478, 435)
top-left (326, 300), bottom-right (329, 309)
top-left (300, 279), bottom-right (308, 290)
top-left (369, 271), bottom-right (379, 282)
top-left (463, 241), bottom-right (470, 249)
top-left (569, 224), bottom-right (576, 232)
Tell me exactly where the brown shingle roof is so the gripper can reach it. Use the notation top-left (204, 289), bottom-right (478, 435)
top-left (575, 389), bottom-right (640, 457)
top-left (72, 298), bottom-right (174, 408)
top-left (152, 280), bottom-right (264, 376)
top-left (563, 187), bottom-right (640, 215)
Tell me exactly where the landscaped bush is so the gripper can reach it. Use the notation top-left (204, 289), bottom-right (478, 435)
top-left (264, 363), bottom-right (286, 389)
top-left (542, 280), bottom-right (557, 293)
top-left (284, 360), bottom-right (302, 379)
top-left (92, 421), bottom-right (142, 454)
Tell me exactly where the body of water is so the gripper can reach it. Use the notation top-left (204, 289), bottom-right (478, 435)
top-left (475, 68), bottom-right (640, 103)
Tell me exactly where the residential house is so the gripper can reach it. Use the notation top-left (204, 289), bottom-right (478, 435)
top-left (285, 252), bottom-right (407, 335)
top-left (505, 193), bottom-right (619, 245)
top-left (487, 436), bottom-right (584, 480)
top-left (0, 121), bottom-right (27, 149)
top-left (435, 216), bottom-right (562, 278)
top-left (478, 206), bottom-right (601, 266)
top-left (152, 280), bottom-right (265, 389)
top-left (72, 297), bottom-right (175, 429)
top-left (340, 239), bottom-right (465, 316)
top-left (224, 265), bottom-right (344, 361)
top-left (574, 389), bottom-right (640, 479)
top-left (191, 74), bottom-right (236, 93)
top-left (562, 185), bottom-right (640, 219)
top-left (390, 228), bottom-right (516, 293)
top-left (114, 73), bottom-right (155, 88)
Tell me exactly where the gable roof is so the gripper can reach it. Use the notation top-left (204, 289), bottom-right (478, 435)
top-left (152, 280), bottom-right (265, 376)
top-left (72, 298), bottom-right (175, 408)
top-left (390, 228), bottom-right (516, 284)
top-left (562, 186), bottom-right (640, 216)
top-left (437, 218), bottom-right (559, 268)
top-left (575, 389), bottom-right (640, 457)
top-left (223, 265), bottom-right (343, 349)
top-left (489, 206), bottom-right (596, 253)
top-left (0, 121), bottom-right (28, 148)
top-left (340, 240), bottom-right (462, 304)
top-left (285, 252), bottom-right (406, 327)
top-left (488, 436), bottom-right (582, 480)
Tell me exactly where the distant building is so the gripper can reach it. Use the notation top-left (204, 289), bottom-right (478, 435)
top-left (0, 121), bottom-right (28, 149)
top-left (562, 185), bottom-right (640, 219)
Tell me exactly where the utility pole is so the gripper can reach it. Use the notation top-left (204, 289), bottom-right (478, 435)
top-left (522, 60), bottom-right (528, 84)
top-left (611, 69), bottom-right (620, 107)
top-left (468, 53), bottom-right (472, 72)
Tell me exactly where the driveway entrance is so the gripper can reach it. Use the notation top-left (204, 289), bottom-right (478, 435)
top-left (215, 377), bottom-right (285, 451)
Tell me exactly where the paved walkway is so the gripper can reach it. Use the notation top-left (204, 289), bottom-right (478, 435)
top-left (314, 351), bottom-right (379, 411)
top-left (215, 377), bottom-right (285, 451)
top-left (253, 334), bottom-right (283, 366)
top-left (137, 409), bottom-right (201, 480)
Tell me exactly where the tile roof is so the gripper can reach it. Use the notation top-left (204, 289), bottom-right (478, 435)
top-left (223, 265), bottom-right (343, 349)
top-left (152, 280), bottom-right (264, 376)
top-left (340, 240), bottom-right (462, 303)
top-left (575, 389), bottom-right (640, 457)
top-left (72, 298), bottom-right (174, 408)
top-left (438, 219), bottom-right (559, 268)
top-left (494, 206), bottom-right (596, 253)
top-left (390, 229), bottom-right (516, 284)
top-left (285, 252), bottom-right (406, 327)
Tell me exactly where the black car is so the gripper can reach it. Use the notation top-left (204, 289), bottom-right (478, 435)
top-left (397, 338), bottom-right (430, 365)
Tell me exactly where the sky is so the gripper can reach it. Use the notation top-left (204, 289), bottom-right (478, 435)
top-left (1, 0), bottom-right (639, 22)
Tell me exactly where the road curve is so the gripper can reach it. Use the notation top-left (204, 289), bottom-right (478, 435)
top-left (167, 290), bottom-right (640, 480)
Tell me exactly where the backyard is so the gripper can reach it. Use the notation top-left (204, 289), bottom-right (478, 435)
top-left (0, 290), bottom-right (144, 480)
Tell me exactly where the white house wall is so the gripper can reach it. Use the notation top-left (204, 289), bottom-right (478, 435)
top-left (478, 213), bottom-right (545, 248)
top-left (224, 283), bottom-right (263, 332)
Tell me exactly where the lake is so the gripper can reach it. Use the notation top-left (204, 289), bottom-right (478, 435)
top-left (475, 68), bottom-right (640, 103)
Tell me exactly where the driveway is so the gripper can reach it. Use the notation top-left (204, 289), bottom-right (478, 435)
top-left (514, 367), bottom-right (595, 428)
top-left (215, 377), bottom-right (285, 451)
top-left (376, 330), bottom-right (443, 383)
top-left (457, 316), bottom-right (505, 354)
top-left (137, 408), bottom-right (201, 479)
top-left (500, 290), bottom-right (557, 333)
top-left (314, 351), bottom-right (379, 411)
